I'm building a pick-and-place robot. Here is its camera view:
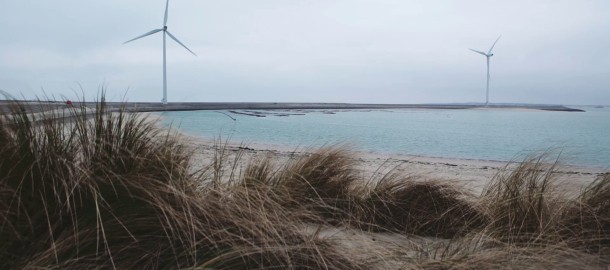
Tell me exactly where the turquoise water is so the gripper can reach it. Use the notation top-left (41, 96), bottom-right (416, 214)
top-left (158, 107), bottom-right (610, 168)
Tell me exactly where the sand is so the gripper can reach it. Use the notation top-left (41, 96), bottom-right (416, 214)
top-left (179, 134), bottom-right (605, 195)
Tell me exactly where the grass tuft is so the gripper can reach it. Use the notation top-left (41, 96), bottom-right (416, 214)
top-left (560, 172), bottom-right (610, 252)
top-left (480, 156), bottom-right (564, 243)
top-left (359, 176), bottom-right (486, 237)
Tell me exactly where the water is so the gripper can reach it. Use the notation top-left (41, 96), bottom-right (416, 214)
top-left (158, 107), bottom-right (610, 168)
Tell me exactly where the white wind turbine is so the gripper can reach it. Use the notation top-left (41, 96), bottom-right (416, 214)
top-left (469, 35), bottom-right (501, 107)
top-left (124, 0), bottom-right (196, 105)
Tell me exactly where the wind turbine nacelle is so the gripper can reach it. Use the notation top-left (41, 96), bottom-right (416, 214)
top-left (489, 53), bottom-right (494, 57)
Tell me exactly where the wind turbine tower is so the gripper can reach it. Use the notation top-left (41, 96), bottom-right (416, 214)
top-left (469, 35), bottom-right (501, 107)
top-left (124, 0), bottom-right (197, 105)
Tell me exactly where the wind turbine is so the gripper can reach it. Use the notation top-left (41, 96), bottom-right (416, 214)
top-left (469, 35), bottom-right (501, 107)
top-left (124, 0), bottom-right (196, 105)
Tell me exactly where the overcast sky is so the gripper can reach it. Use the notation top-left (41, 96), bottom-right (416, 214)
top-left (1, 0), bottom-right (609, 105)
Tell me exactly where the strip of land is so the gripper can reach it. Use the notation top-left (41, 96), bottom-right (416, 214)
top-left (0, 100), bottom-right (586, 114)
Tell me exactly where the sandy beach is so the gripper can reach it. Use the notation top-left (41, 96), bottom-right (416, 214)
top-left (180, 133), bottom-right (605, 195)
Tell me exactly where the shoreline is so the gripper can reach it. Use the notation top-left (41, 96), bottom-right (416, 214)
top-left (179, 132), bottom-right (605, 194)
top-left (167, 120), bottom-right (607, 170)
top-left (151, 111), bottom-right (607, 171)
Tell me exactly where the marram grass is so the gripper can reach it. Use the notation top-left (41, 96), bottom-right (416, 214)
top-left (0, 98), bottom-right (608, 269)
top-left (0, 99), bottom-right (361, 269)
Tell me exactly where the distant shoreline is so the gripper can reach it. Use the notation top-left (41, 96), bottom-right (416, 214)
top-left (0, 100), bottom-right (586, 113)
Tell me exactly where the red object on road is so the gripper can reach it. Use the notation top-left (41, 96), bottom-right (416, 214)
top-left (66, 100), bottom-right (73, 107)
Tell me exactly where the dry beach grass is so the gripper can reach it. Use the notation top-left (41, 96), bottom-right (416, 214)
top-left (0, 99), bottom-right (608, 269)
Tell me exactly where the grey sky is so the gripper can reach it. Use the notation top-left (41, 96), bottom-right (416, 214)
top-left (1, 0), bottom-right (609, 105)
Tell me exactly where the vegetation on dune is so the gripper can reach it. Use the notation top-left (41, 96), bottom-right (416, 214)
top-left (0, 99), bottom-right (363, 269)
top-left (357, 176), bottom-right (486, 238)
top-left (561, 173), bottom-right (610, 252)
top-left (480, 157), bottom-right (565, 243)
top-left (0, 99), bottom-right (609, 269)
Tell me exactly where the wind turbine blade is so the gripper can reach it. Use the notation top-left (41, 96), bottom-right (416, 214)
top-left (164, 0), bottom-right (170, 26)
top-left (123, 29), bottom-right (163, 44)
top-left (488, 35), bottom-right (502, 54)
top-left (166, 31), bottom-right (197, 56)
top-left (469, 49), bottom-right (487, 56)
